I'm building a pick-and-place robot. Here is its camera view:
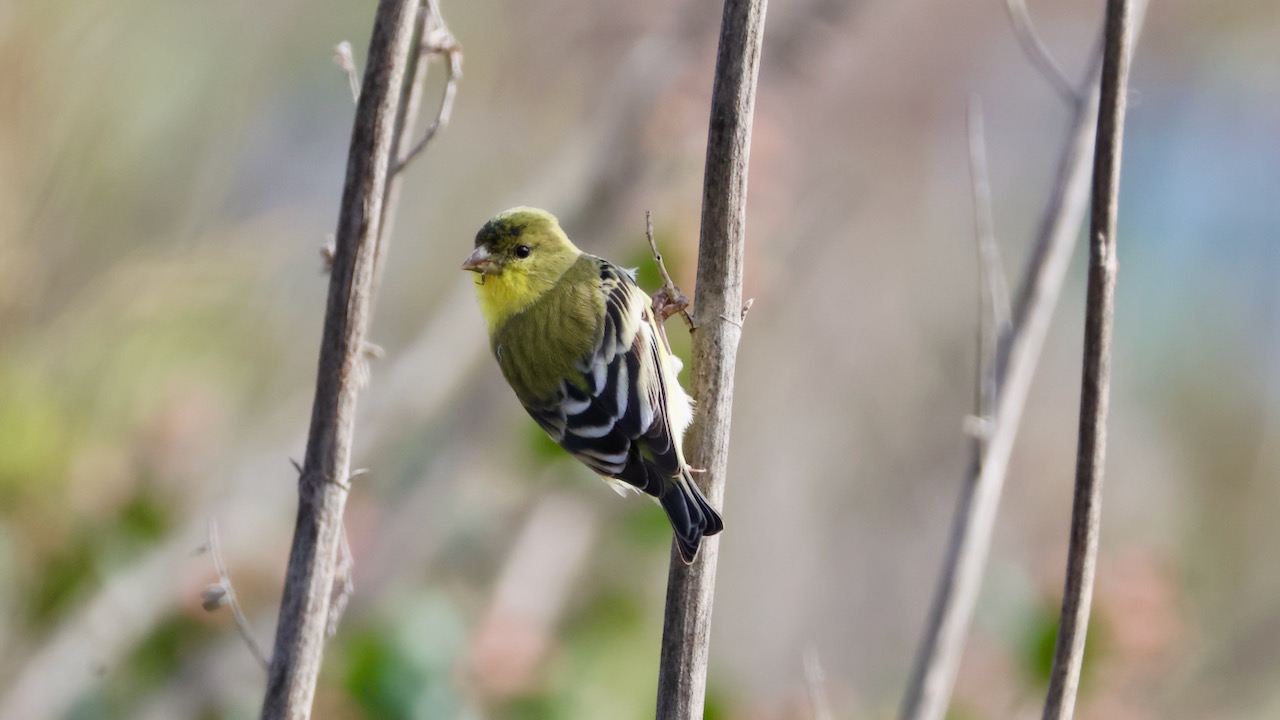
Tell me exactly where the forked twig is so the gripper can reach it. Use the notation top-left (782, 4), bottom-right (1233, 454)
top-left (261, 1), bottom-right (423, 715)
top-left (203, 521), bottom-right (269, 671)
top-left (394, 2), bottom-right (462, 176)
top-left (1005, 0), bottom-right (1077, 104)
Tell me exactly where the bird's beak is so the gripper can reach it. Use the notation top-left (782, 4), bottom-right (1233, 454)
top-left (461, 247), bottom-right (493, 273)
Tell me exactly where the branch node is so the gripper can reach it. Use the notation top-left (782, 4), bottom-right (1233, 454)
top-left (961, 414), bottom-right (994, 440)
top-left (320, 235), bottom-right (336, 273)
top-left (333, 41), bottom-right (361, 105)
top-left (1005, 0), bottom-right (1080, 104)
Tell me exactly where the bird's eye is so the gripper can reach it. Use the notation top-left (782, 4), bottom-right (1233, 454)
top-left (514, 245), bottom-right (531, 258)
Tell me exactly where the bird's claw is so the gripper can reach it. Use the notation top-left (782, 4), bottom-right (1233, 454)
top-left (652, 287), bottom-right (690, 324)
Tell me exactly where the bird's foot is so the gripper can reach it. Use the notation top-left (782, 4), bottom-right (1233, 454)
top-left (652, 287), bottom-right (690, 324)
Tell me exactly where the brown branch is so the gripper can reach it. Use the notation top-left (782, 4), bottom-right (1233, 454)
top-left (655, 0), bottom-right (767, 716)
top-left (259, 1), bottom-right (421, 717)
top-left (1041, 0), bottom-right (1135, 716)
top-left (203, 520), bottom-right (270, 671)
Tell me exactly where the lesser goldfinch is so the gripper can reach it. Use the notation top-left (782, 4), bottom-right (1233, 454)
top-left (463, 207), bottom-right (723, 563)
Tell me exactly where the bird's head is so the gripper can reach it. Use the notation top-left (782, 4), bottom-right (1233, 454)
top-left (462, 207), bottom-right (581, 283)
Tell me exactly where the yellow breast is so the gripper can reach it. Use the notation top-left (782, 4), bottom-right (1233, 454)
top-left (474, 270), bottom-right (546, 335)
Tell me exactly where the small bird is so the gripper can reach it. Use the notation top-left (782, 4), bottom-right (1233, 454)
top-left (462, 207), bottom-right (723, 563)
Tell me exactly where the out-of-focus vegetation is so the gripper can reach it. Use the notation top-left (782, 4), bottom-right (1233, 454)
top-left (1, 0), bottom-right (1278, 718)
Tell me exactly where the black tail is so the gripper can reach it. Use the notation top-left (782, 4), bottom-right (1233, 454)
top-left (658, 470), bottom-right (724, 564)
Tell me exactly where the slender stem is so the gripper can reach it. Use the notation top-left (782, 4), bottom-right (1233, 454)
top-left (371, 1), bottom-right (461, 313)
top-left (207, 520), bottom-right (270, 671)
top-left (654, 0), bottom-right (767, 717)
top-left (1042, 0), bottom-right (1134, 716)
top-left (967, 95), bottom-right (1010, 437)
top-left (900, 4), bottom-right (1147, 717)
top-left (259, 1), bottom-right (419, 717)
top-left (392, 4), bottom-right (461, 176)
top-left (646, 210), bottom-right (696, 333)
top-left (1004, 0), bottom-right (1078, 104)
top-left (899, 30), bottom-right (1109, 720)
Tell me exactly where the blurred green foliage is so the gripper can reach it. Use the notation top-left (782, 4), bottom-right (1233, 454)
top-left (30, 487), bottom-right (172, 626)
top-left (1021, 603), bottom-right (1108, 693)
top-left (344, 597), bottom-right (470, 720)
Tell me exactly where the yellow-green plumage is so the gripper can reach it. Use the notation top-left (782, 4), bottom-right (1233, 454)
top-left (492, 256), bottom-right (602, 404)
top-left (463, 207), bottom-right (723, 563)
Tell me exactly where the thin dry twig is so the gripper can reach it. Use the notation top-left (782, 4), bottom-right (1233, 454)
top-left (1041, 0), bottom-right (1135, 716)
top-left (655, 0), bottom-right (768, 716)
top-left (333, 41), bottom-right (361, 104)
top-left (803, 645), bottom-right (834, 720)
top-left (326, 528), bottom-right (355, 638)
top-left (900, 5), bottom-right (1148, 719)
top-left (645, 210), bottom-right (696, 336)
top-left (260, 0), bottom-right (421, 716)
top-left (204, 520), bottom-right (270, 671)
top-left (370, 0), bottom-right (461, 317)
top-left (967, 95), bottom-right (1011, 437)
top-left (1005, 0), bottom-right (1077, 104)
top-left (393, 2), bottom-right (461, 176)
top-left (900, 20), bottom-right (1111, 720)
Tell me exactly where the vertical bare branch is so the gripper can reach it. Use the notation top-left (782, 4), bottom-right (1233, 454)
top-left (900, 5), bottom-right (1147, 719)
top-left (259, 1), bottom-right (420, 717)
top-left (1041, 0), bottom-right (1135, 716)
top-left (655, 0), bottom-right (767, 717)
top-left (899, 49), bottom-right (1103, 720)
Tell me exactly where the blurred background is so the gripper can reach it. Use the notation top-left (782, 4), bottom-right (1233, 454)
top-left (1, 0), bottom-right (1277, 717)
